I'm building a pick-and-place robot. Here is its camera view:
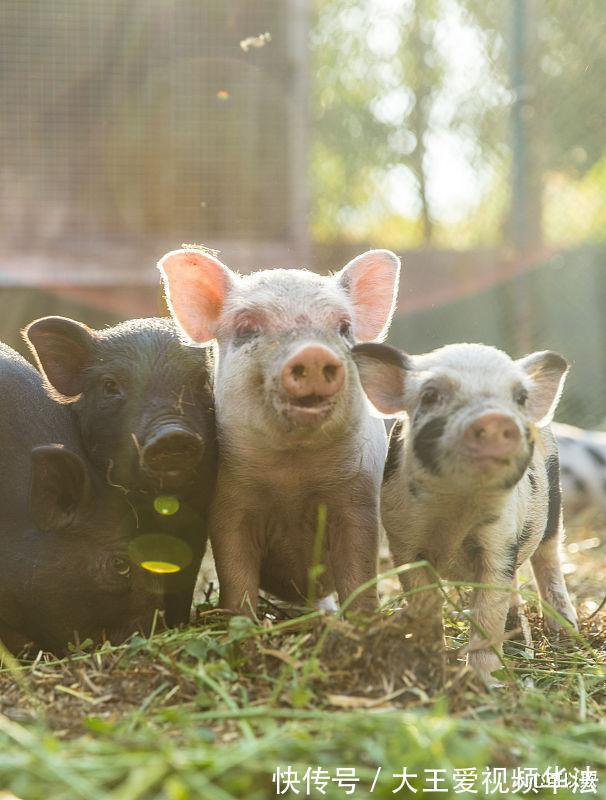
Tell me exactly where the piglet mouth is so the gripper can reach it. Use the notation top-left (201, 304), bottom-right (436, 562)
top-left (462, 451), bottom-right (522, 476)
top-left (141, 466), bottom-right (197, 491)
top-left (462, 441), bottom-right (532, 471)
top-left (462, 449), bottom-right (532, 488)
top-left (464, 451), bottom-right (514, 467)
top-left (276, 394), bottom-right (336, 426)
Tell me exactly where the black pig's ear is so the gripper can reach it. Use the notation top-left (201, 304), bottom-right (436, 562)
top-left (351, 342), bottom-right (411, 416)
top-left (30, 445), bottom-right (91, 532)
top-left (23, 316), bottom-right (96, 400)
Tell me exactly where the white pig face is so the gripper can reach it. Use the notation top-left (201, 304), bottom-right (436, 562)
top-left (353, 342), bottom-right (569, 491)
top-left (159, 249), bottom-right (400, 447)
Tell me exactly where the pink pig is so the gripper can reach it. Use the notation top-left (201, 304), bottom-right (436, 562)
top-left (159, 248), bottom-right (400, 616)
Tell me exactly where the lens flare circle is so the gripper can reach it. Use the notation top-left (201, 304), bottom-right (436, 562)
top-left (140, 560), bottom-right (181, 575)
top-left (129, 533), bottom-right (192, 575)
top-left (153, 495), bottom-right (181, 516)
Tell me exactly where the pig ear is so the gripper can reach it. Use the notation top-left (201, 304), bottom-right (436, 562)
top-left (517, 350), bottom-right (570, 426)
top-left (30, 445), bottom-right (91, 533)
top-left (336, 250), bottom-right (401, 342)
top-left (23, 316), bottom-right (95, 401)
top-left (158, 249), bottom-right (235, 345)
top-left (351, 342), bottom-right (411, 415)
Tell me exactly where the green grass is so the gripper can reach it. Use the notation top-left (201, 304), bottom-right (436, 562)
top-left (0, 535), bottom-right (605, 799)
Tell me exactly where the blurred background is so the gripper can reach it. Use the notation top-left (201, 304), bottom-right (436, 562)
top-left (0, 0), bottom-right (604, 425)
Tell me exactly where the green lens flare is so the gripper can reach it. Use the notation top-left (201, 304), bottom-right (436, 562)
top-left (153, 495), bottom-right (180, 516)
top-left (141, 560), bottom-right (182, 574)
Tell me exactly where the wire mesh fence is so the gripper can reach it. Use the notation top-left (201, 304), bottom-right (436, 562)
top-left (311, 0), bottom-right (606, 427)
top-left (386, 247), bottom-right (606, 428)
top-left (0, 0), bottom-right (306, 249)
top-left (0, 0), bottom-right (605, 424)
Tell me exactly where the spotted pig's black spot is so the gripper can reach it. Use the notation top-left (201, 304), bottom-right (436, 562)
top-left (528, 469), bottom-right (538, 492)
top-left (586, 445), bottom-right (606, 466)
top-left (503, 540), bottom-right (519, 579)
top-left (464, 536), bottom-right (483, 562)
top-left (383, 419), bottom-right (403, 483)
top-left (541, 454), bottom-right (562, 542)
top-left (413, 416), bottom-right (446, 475)
top-left (517, 520), bottom-right (533, 549)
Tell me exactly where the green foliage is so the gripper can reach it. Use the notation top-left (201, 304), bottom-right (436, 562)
top-left (311, 0), bottom-right (606, 250)
top-left (0, 587), bottom-right (604, 798)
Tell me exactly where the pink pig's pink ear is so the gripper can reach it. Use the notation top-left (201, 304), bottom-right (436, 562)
top-left (336, 249), bottom-right (401, 342)
top-left (158, 249), bottom-right (235, 345)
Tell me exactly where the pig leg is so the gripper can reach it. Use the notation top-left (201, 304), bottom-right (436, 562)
top-left (0, 620), bottom-right (31, 657)
top-left (164, 530), bottom-right (209, 626)
top-left (505, 572), bottom-right (533, 653)
top-left (467, 548), bottom-right (515, 686)
top-left (395, 561), bottom-right (447, 681)
top-left (214, 531), bottom-right (262, 617)
top-left (505, 572), bottom-right (524, 630)
top-left (211, 504), bottom-right (262, 618)
top-left (329, 512), bottom-right (379, 613)
top-left (400, 563), bottom-right (445, 645)
top-left (164, 566), bottom-right (200, 626)
top-left (390, 545), bottom-right (446, 649)
top-left (530, 533), bottom-right (577, 637)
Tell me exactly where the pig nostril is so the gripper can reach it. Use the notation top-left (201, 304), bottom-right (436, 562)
top-left (281, 345), bottom-right (344, 401)
top-left (467, 415), bottom-right (520, 451)
top-left (142, 430), bottom-right (203, 472)
top-left (323, 364), bottom-right (338, 382)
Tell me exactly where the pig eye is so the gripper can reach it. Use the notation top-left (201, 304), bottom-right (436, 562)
top-left (420, 386), bottom-right (440, 406)
top-left (111, 556), bottom-right (131, 577)
top-left (339, 320), bottom-right (353, 340)
top-left (234, 323), bottom-right (260, 346)
top-left (514, 386), bottom-right (529, 407)
top-left (102, 377), bottom-right (122, 399)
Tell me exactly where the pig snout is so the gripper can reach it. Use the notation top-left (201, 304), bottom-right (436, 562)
top-left (141, 426), bottom-right (203, 473)
top-left (462, 413), bottom-right (521, 461)
top-left (281, 345), bottom-right (344, 402)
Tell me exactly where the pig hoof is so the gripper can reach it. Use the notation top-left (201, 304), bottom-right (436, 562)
top-left (468, 652), bottom-right (506, 689)
top-left (544, 625), bottom-right (578, 650)
top-left (316, 595), bottom-right (338, 614)
top-left (543, 609), bottom-right (578, 646)
top-left (450, 609), bottom-right (472, 620)
top-left (485, 678), bottom-right (505, 690)
top-left (505, 605), bottom-right (534, 654)
top-left (475, 669), bottom-right (506, 690)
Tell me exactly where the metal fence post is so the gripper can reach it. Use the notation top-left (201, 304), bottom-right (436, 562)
top-left (509, 0), bottom-right (532, 353)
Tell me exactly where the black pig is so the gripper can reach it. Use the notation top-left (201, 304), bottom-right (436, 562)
top-left (0, 343), bottom-right (163, 654)
top-left (24, 317), bottom-right (217, 625)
